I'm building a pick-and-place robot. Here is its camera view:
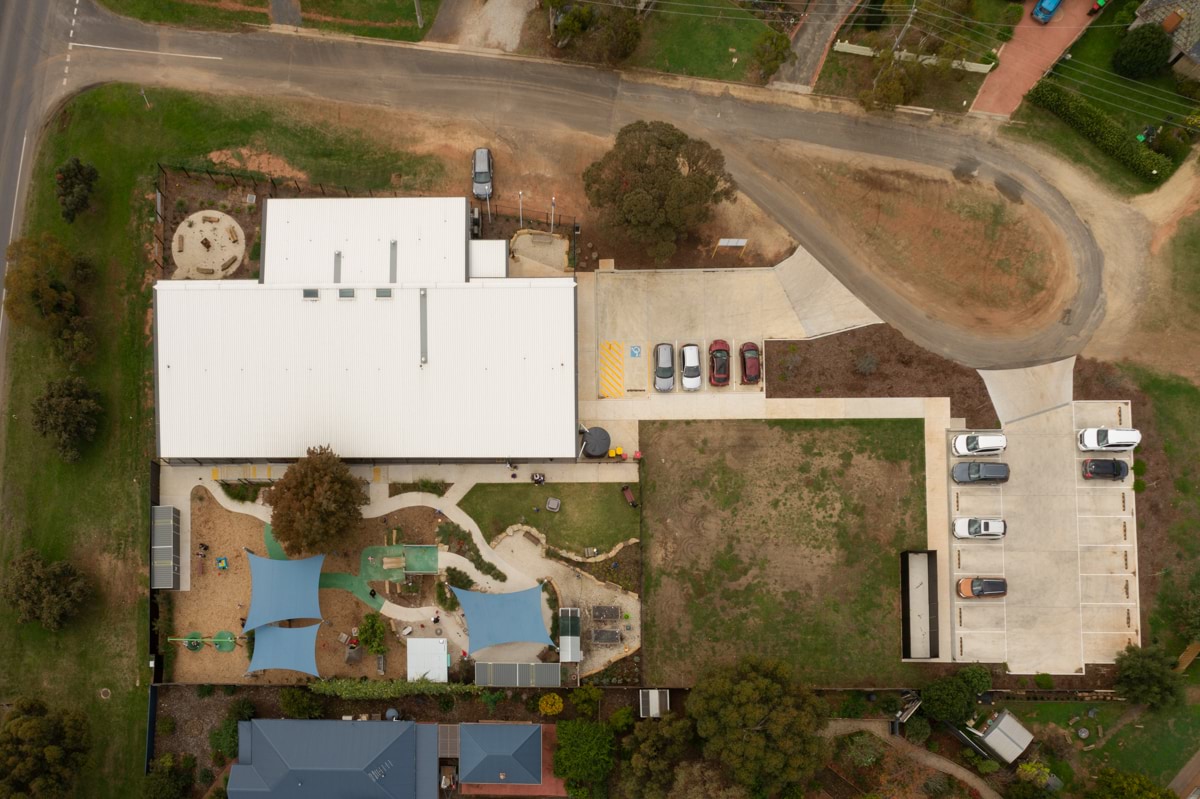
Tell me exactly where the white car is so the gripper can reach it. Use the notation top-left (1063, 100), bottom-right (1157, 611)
top-left (953, 517), bottom-right (1007, 540)
top-left (680, 344), bottom-right (702, 391)
top-left (1078, 427), bottom-right (1141, 452)
top-left (951, 433), bottom-right (1007, 457)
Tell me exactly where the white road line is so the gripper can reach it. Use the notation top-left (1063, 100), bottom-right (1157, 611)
top-left (1080, 601), bottom-right (1137, 606)
top-left (3, 133), bottom-right (28, 332)
top-left (957, 629), bottom-right (1007, 634)
top-left (69, 43), bottom-right (224, 60)
top-left (1072, 402), bottom-right (1086, 669)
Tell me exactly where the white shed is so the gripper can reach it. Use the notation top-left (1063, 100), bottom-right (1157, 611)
top-left (407, 638), bottom-right (449, 683)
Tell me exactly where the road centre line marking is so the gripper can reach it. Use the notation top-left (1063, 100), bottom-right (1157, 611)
top-left (69, 43), bottom-right (224, 60)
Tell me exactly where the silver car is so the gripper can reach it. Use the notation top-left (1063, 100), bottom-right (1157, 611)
top-left (680, 344), bottom-right (702, 391)
top-left (471, 147), bottom-right (493, 199)
top-left (653, 343), bottom-right (674, 392)
top-left (953, 518), bottom-right (1007, 539)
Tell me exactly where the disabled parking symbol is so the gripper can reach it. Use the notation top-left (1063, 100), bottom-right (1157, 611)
top-left (629, 345), bottom-right (642, 358)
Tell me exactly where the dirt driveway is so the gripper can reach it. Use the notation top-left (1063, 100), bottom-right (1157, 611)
top-left (426, 0), bottom-right (536, 51)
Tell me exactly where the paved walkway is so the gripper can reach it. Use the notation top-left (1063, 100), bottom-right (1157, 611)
top-left (772, 0), bottom-right (858, 90)
top-left (822, 719), bottom-right (1002, 799)
top-left (978, 357), bottom-right (1075, 426)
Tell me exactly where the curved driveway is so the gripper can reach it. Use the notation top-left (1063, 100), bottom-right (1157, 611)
top-left (4, 1), bottom-right (1105, 368)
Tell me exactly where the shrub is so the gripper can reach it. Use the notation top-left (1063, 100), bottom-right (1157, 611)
top-left (862, 0), bottom-right (888, 30)
top-left (438, 695), bottom-right (456, 712)
top-left (1114, 643), bottom-right (1183, 708)
top-left (1034, 673), bottom-right (1054, 689)
top-left (539, 693), bottom-right (564, 716)
top-left (437, 523), bottom-right (507, 582)
top-left (1026, 81), bottom-right (1173, 183)
top-left (844, 732), bottom-right (885, 767)
top-left (1112, 23), bottom-right (1171, 78)
top-left (553, 720), bottom-right (615, 796)
top-left (878, 694), bottom-right (901, 715)
top-left (359, 612), bottom-right (389, 656)
top-left (222, 685), bottom-right (237, 696)
top-left (570, 685), bottom-right (603, 718)
top-left (750, 30), bottom-right (795, 83)
top-left (279, 687), bottom-right (324, 719)
top-left (1133, 459), bottom-right (1147, 476)
top-left (977, 758), bottom-right (999, 775)
top-left (209, 719), bottom-right (239, 760)
top-left (1134, 478), bottom-right (1147, 492)
top-left (196, 684), bottom-right (214, 698)
top-left (607, 705), bottom-right (635, 734)
top-left (1153, 127), bottom-right (1193, 164)
top-left (596, 8), bottom-right (641, 64)
top-left (481, 690), bottom-right (506, 714)
top-left (0, 550), bottom-right (91, 631)
top-left (923, 772), bottom-right (951, 796)
top-left (198, 767), bottom-right (215, 786)
top-left (839, 692), bottom-right (868, 718)
top-left (157, 715), bottom-right (176, 735)
top-left (997, 3), bottom-right (1022, 40)
top-left (31, 377), bottom-right (103, 462)
top-left (904, 714), bottom-right (931, 746)
top-left (309, 677), bottom-right (480, 700)
top-left (227, 698), bottom-right (256, 721)
top-left (55, 157), bottom-right (99, 223)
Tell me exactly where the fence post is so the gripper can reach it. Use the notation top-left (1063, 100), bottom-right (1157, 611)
top-left (294, 179), bottom-right (301, 193)
top-left (270, 177), bottom-right (278, 197)
top-left (368, 188), bottom-right (374, 198)
top-left (206, 168), bottom-right (216, 185)
top-left (181, 166), bottom-right (192, 180)
top-left (157, 163), bottom-right (167, 179)
top-left (343, 186), bottom-right (350, 197)
top-left (231, 173), bottom-right (240, 188)
top-left (319, 183), bottom-right (326, 196)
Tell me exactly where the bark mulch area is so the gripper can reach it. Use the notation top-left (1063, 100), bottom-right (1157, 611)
top-left (766, 327), bottom-right (997, 428)
top-left (550, 543), bottom-right (642, 596)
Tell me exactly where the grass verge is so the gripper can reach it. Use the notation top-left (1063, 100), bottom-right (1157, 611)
top-left (300, 0), bottom-right (440, 41)
top-left (627, 0), bottom-right (770, 82)
top-left (1169, 212), bottom-right (1200, 316)
top-left (815, 52), bottom-right (986, 113)
top-left (459, 482), bottom-right (641, 554)
top-left (0, 83), bottom-right (445, 797)
top-left (96, 0), bottom-right (268, 28)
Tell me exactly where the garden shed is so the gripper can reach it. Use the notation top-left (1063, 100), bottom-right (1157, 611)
top-left (150, 505), bottom-right (180, 590)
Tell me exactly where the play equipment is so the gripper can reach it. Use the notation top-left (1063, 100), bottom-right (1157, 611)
top-left (213, 630), bottom-right (237, 652)
top-left (169, 631), bottom-right (240, 652)
top-left (217, 557), bottom-right (229, 571)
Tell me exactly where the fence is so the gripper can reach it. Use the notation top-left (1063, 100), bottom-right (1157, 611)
top-left (472, 200), bottom-right (581, 269)
top-left (832, 40), bottom-right (996, 73)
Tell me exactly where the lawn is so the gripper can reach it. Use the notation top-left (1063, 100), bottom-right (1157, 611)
top-left (459, 482), bottom-right (641, 554)
top-left (96, 0), bottom-right (269, 29)
top-left (815, 50), bottom-right (987, 113)
top-left (1094, 702), bottom-right (1200, 785)
top-left (1170, 212), bottom-right (1200, 316)
top-left (640, 419), bottom-right (927, 687)
top-left (301, 0), bottom-right (440, 41)
top-left (627, 0), bottom-right (771, 82)
top-left (0, 83), bottom-right (444, 797)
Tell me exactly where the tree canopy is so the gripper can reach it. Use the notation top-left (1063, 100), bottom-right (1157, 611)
top-left (0, 697), bottom-right (90, 797)
top-left (0, 550), bottom-right (92, 631)
top-left (1114, 644), bottom-right (1183, 709)
top-left (582, 121), bottom-right (736, 261)
top-left (32, 377), bottom-right (103, 462)
top-left (4, 234), bottom-right (81, 335)
top-left (686, 656), bottom-right (828, 795)
top-left (667, 761), bottom-right (748, 799)
top-left (265, 445), bottom-right (368, 554)
top-left (920, 665), bottom-right (991, 723)
top-left (1112, 24), bottom-right (1172, 79)
top-left (55, 157), bottom-right (100, 223)
top-left (1087, 767), bottom-right (1175, 799)
top-left (620, 713), bottom-right (695, 799)
top-left (553, 719), bottom-right (614, 797)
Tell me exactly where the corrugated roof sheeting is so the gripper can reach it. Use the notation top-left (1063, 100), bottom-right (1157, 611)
top-left (474, 662), bottom-right (562, 687)
top-left (468, 240), bottom-right (507, 278)
top-left (150, 506), bottom-right (180, 590)
top-left (262, 197), bottom-right (468, 285)
top-left (559, 608), bottom-right (580, 663)
top-left (155, 279), bottom-right (577, 460)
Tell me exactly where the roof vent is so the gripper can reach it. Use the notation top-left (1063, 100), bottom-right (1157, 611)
top-left (334, 250), bottom-right (342, 283)
top-left (499, 772), bottom-right (507, 781)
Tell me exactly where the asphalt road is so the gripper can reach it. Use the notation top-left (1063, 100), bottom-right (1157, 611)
top-left (2, 0), bottom-right (1106, 368)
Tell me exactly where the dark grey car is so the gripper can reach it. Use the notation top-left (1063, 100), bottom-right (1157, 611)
top-left (952, 461), bottom-right (1010, 484)
top-left (653, 343), bottom-right (674, 392)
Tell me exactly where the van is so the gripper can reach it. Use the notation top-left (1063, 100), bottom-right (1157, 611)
top-left (1032, 0), bottom-right (1062, 24)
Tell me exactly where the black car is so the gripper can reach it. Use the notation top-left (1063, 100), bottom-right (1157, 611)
top-left (951, 461), bottom-right (1010, 484)
top-left (1082, 458), bottom-right (1129, 481)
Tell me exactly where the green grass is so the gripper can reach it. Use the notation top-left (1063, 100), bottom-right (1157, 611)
top-left (301, 0), bottom-right (440, 41)
top-left (815, 51), bottom-right (986, 113)
top-left (1097, 702), bottom-right (1200, 784)
top-left (997, 701), bottom-right (1125, 733)
top-left (459, 483), bottom-right (641, 554)
top-left (1169, 212), bottom-right (1200, 315)
top-left (641, 419), bottom-right (927, 687)
top-left (627, 0), bottom-right (771, 82)
top-left (1004, 104), bottom-right (1155, 196)
top-left (0, 83), bottom-right (446, 797)
top-left (96, 0), bottom-right (268, 29)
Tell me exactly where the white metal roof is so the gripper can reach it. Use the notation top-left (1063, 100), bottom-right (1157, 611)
top-left (154, 278), bottom-right (577, 460)
top-left (468, 240), bottom-right (507, 278)
top-left (262, 197), bottom-right (468, 285)
top-left (982, 711), bottom-right (1033, 763)
top-left (407, 638), bottom-right (449, 683)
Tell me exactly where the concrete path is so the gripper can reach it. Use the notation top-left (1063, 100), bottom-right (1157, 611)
top-left (772, 0), bottom-right (858, 90)
top-left (1169, 743), bottom-right (1200, 797)
top-left (773, 248), bottom-right (882, 337)
top-left (978, 357), bottom-right (1076, 426)
top-left (822, 719), bottom-right (1003, 799)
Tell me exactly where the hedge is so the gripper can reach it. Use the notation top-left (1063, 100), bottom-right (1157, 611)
top-left (1027, 80), bottom-right (1174, 183)
top-left (308, 677), bottom-right (482, 700)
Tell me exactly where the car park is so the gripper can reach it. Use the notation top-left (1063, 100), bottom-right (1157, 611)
top-left (471, 147), bottom-right (494, 199)
top-left (1082, 458), bottom-right (1129, 481)
top-left (957, 577), bottom-right (1008, 598)
top-left (953, 517), bottom-right (1007, 539)
top-left (1077, 427), bottom-right (1141, 452)
top-left (680, 344), bottom-right (702, 391)
top-left (708, 340), bottom-right (730, 387)
top-left (951, 433), bottom-right (1008, 457)
top-left (653, 343), bottom-right (674, 392)
top-left (739, 342), bottom-right (761, 384)
top-left (952, 461), bottom-right (1010, 484)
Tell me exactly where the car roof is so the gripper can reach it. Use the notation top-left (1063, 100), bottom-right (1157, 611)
top-left (473, 148), bottom-right (490, 167)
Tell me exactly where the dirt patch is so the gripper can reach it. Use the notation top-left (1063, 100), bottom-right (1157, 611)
top-left (640, 419), bottom-right (927, 687)
top-left (168, 0), bottom-right (269, 13)
top-left (551, 542), bottom-right (641, 596)
top-left (207, 148), bottom-right (307, 181)
top-left (774, 145), bottom-right (1075, 334)
top-left (766, 327), bottom-right (997, 427)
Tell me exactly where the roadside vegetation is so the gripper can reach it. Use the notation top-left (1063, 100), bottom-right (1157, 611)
top-left (626, 0), bottom-right (775, 82)
top-left (0, 83), bottom-right (445, 798)
top-left (459, 482), bottom-right (640, 554)
top-left (97, 0), bottom-right (269, 28)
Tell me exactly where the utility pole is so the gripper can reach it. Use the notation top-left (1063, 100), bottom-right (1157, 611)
top-left (893, 0), bottom-right (917, 52)
top-left (414, 0), bottom-right (424, 29)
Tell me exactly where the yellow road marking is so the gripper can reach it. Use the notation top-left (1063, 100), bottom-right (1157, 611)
top-left (599, 340), bottom-right (624, 398)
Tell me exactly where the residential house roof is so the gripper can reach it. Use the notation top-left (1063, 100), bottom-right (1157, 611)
top-left (459, 724), bottom-right (542, 785)
top-left (1136, 0), bottom-right (1200, 60)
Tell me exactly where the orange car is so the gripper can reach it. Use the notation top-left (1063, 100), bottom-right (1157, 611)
top-left (957, 577), bottom-right (1007, 598)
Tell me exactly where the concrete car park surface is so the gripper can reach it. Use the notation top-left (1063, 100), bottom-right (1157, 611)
top-left (948, 400), bottom-right (1139, 674)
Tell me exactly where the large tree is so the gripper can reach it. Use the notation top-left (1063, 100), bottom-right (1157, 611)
top-left (0, 697), bottom-right (90, 797)
top-left (620, 713), bottom-right (695, 799)
top-left (553, 719), bottom-right (614, 797)
top-left (3, 234), bottom-right (81, 335)
top-left (1087, 767), bottom-right (1175, 799)
top-left (582, 121), bottom-right (736, 261)
top-left (55, 157), bottom-right (100, 223)
top-left (1114, 644), bottom-right (1183, 709)
top-left (686, 656), bottom-right (828, 795)
top-left (1, 550), bottom-right (92, 630)
top-left (31, 376), bottom-right (103, 463)
top-left (667, 761), bottom-right (748, 799)
top-left (1112, 23), bottom-right (1172, 79)
top-left (265, 445), bottom-right (368, 554)
top-left (920, 665), bottom-right (990, 723)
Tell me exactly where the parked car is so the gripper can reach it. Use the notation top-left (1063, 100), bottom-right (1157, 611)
top-left (1077, 427), bottom-right (1141, 452)
top-left (951, 433), bottom-right (1007, 457)
top-left (471, 147), bottom-right (494, 199)
top-left (740, 342), bottom-right (761, 384)
top-left (951, 461), bottom-right (1010, 484)
top-left (953, 518), bottom-right (1007, 539)
top-left (653, 343), bottom-right (675, 392)
top-left (709, 340), bottom-right (730, 387)
top-left (680, 344), bottom-right (702, 391)
top-left (1082, 459), bottom-right (1130, 481)
top-left (1032, 0), bottom-right (1062, 23)
top-left (957, 577), bottom-right (1008, 598)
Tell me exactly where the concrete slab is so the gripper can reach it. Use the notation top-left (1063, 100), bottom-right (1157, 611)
top-left (1073, 401), bottom-right (1132, 430)
top-left (1077, 517), bottom-right (1132, 546)
top-left (1005, 608), bottom-right (1084, 674)
top-left (1083, 634), bottom-right (1138, 663)
top-left (1081, 575), bottom-right (1135, 604)
top-left (955, 547), bottom-right (1006, 574)
top-left (1004, 551), bottom-right (1081, 609)
top-left (1077, 492), bottom-right (1133, 516)
top-left (959, 604), bottom-right (1007, 630)
top-left (1081, 605), bottom-right (1135, 633)
top-left (1079, 547), bottom-right (1133, 575)
top-left (772, 248), bottom-right (881, 336)
top-left (978, 358), bottom-right (1075, 425)
top-left (959, 632), bottom-right (1008, 662)
top-left (954, 495), bottom-right (1004, 517)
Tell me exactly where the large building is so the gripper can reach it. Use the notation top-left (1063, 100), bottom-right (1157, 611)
top-left (154, 198), bottom-right (578, 463)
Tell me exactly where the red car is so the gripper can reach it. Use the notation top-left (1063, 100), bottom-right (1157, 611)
top-left (708, 340), bottom-right (730, 386)
top-left (740, 341), bottom-right (761, 384)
